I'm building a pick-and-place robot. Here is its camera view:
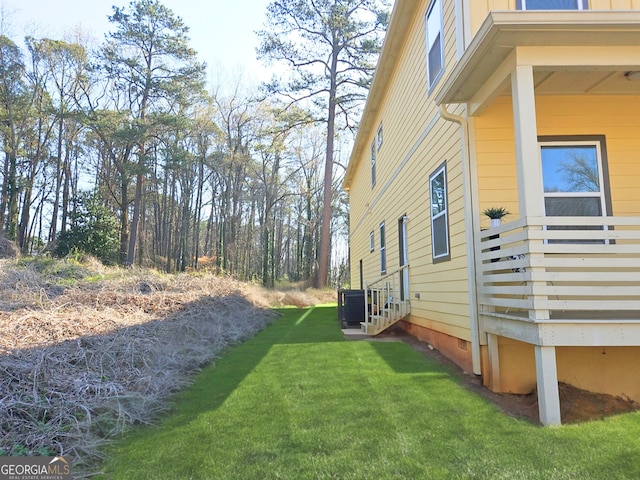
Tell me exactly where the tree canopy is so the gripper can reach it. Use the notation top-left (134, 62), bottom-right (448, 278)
top-left (0, 0), bottom-right (390, 289)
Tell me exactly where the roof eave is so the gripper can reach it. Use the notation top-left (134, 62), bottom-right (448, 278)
top-left (344, 0), bottom-right (420, 190)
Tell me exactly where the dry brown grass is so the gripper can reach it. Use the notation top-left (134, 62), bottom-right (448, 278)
top-left (0, 234), bottom-right (18, 259)
top-left (0, 259), bottom-right (281, 474)
top-left (251, 286), bottom-right (337, 308)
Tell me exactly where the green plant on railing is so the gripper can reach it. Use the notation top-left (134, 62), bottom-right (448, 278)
top-left (482, 206), bottom-right (510, 220)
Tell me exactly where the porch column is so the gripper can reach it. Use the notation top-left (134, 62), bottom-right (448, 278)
top-left (511, 64), bottom-right (543, 218)
top-left (535, 345), bottom-right (561, 426)
top-left (511, 63), bottom-right (549, 320)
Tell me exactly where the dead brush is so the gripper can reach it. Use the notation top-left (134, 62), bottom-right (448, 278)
top-left (0, 263), bottom-right (278, 476)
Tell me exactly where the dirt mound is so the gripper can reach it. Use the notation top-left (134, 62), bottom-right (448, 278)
top-left (0, 234), bottom-right (18, 259)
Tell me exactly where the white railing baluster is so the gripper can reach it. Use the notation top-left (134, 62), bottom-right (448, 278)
top-left (478, 216), bottom-right (640, 321)
top-left (361, 264), bottom-right (411, 334)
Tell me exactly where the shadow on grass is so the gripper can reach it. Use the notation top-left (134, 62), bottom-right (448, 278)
top-left (366, 340), bottom-right (452, 376)
top-left (99, 305), bottom-right (347, 475)
top-left (145, 305), bottom-right (343, 427)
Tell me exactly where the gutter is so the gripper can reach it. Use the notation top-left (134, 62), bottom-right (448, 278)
top-left (439, 104), bottom-right (482, 376)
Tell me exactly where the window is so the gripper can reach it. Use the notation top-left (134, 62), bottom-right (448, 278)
top-left (377, 123), bottom-right (383, 149)
top-left (540, 136), bottom-right (611, 242)
top-left (430, 162), bottom-right (450, 262)
top-left (379, 222), bottom-right (386, 274)
top-left (425, 0), bottom-right (444, 90)
top-left (517, 0), bottom-right (587, 9)
top-left (370, 141), bottom-right (376, 188)
top-left (369, 231), bottom-right (375, 252)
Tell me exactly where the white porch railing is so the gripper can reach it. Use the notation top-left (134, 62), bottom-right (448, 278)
top-left (478, 216), bottom-right (640, 321)
top-left (361, 265), bottom-right (411, 335)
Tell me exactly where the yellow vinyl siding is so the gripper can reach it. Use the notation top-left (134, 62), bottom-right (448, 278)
top-left (348, 0), bottom-right (472, 341)
top-left (474, 95), bottom-right (640, 225)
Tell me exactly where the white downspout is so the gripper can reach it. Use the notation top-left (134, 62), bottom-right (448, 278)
top-left (439, 104), bottom-right (481, 376)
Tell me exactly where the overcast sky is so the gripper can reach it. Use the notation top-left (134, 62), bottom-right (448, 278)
top-left (2, 0), bottom-right (274, 82)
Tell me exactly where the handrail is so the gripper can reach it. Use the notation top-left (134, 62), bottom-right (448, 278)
top-left (362, 264), bottom-right (411, 335)
top-left (365, 263), bottom-right (410, 289)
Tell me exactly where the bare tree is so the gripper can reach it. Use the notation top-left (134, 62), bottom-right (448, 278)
top-left (257, 0), bottom-right (389, 287)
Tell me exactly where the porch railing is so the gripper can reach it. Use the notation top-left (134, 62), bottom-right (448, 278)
top-left (478, 216), bottom-right (640, 321)
top-left (362, 264), bottom-right (411, 335)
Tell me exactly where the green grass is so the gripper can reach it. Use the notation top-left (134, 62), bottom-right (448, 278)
top-left (100, 306), bottom-right (640, 479)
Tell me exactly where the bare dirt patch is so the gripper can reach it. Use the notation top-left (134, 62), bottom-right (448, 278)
top-left (379, 327), bottom-right (640, 425)
top-left (0, 260), bottom-right (279, 474)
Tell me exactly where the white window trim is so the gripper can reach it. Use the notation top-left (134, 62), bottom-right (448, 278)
top-left (377, 123), bottom-right (383, 149)
top-left (539, 138), bottom-right (610, 244)
top-left (425, 0), bottom-right (445, 92)
top-left (369, 231), bottom-right (375, 252)
top-left (430, 163), bottom-right (450, 261)
top-left (370, 141), bottom-right (376, 188)
top-left (540, 140), bottom-right (607, 217)
top-left (379, 221), bottom-right (387, 274)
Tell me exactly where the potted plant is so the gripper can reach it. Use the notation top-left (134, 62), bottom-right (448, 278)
top-left (483, 206), bottom-right (510, 228)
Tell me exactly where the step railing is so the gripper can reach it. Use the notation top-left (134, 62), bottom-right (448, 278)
top-left (362, 264), bottom-right (411, 335)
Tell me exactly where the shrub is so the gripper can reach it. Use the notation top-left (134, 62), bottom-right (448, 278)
top-left (55, 193), bottom-right (119, 264)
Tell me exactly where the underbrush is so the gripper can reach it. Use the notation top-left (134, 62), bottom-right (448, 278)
top-left (0, 258), bottom-right (300, 475)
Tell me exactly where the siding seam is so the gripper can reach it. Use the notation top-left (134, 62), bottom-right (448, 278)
top-left (351, 111), bottom-right (442, 236)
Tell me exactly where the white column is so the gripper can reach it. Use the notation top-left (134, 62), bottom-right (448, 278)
top-left (535, 345), bottom-right (561, 426)
top-left (511, 64), bottom-right (544, 219)
top-left (511, 63), bottom-right (549, 320)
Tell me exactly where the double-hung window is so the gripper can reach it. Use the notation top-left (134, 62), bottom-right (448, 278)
top-left (540, 137), bottom-right (611, 243)
top-left (371, 141), bottom-right (376, 188)
top-left (379, 222), bottom-right (386, 274)
top-left (425, 0), bottom-right (444, 90)
top-left (517, 0), bottom-right (587, 9)
top-left (430, 162), bottom-right (450, 262)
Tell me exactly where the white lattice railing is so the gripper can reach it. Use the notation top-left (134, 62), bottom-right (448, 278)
top-left (478, 216), bottom-right (640, 320)
top-left (362, 265), bottom-right (411, 335)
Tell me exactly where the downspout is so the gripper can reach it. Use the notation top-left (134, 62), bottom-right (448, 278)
top-left (439, 104), bottom-right (482, 375)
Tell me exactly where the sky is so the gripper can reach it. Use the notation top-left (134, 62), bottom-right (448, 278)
top-left (2, 0), bottom-right (274, 83)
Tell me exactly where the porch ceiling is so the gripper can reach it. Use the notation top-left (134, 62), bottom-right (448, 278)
top-left (435, 11), bottom-right (640, 105)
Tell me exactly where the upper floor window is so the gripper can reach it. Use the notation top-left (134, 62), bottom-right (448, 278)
top-left (517, 0), bottom-right (587, 9)
top-left (425, 0), bottom-right (444, 90)
top-left (369, 231), bottom-right (375, 252)
top-left (370, 141), bottom-right (376, 188)
top-left (377, 123), bottom-right (383, 150)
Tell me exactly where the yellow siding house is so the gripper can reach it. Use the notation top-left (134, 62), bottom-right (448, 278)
top-left (344, 0), bottom-right (640, 425)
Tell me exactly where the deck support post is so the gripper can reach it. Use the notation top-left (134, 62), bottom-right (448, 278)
top-left (534, 345), bottom-right (561, 426)
top-left (487, 333), bottom-right (501, 392)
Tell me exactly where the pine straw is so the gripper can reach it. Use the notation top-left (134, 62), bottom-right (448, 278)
top-left (0, 263), bottom-right (278, 475)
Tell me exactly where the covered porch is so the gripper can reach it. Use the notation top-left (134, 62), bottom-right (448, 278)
top-left (435, 10), bottom-right (640, 425)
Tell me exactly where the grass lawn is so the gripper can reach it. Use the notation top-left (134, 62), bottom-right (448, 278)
top-left (100, 306), bottom-right (640, 479)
